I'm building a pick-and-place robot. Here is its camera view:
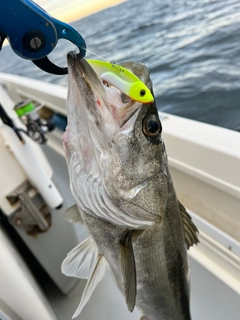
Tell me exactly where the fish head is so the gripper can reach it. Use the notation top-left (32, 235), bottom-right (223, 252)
top-left (63, 53), bottom-right (169, 226)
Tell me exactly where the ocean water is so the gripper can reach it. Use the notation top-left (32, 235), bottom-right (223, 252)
top-left (1, 0), bottom-right (240, 131)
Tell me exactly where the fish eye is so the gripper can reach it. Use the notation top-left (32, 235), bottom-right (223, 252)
top-left (140, 89), bottom-right (146, 97)
top-left (143, 115), bottom-right (162, 139)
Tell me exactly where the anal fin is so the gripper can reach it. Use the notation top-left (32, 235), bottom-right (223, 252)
top-left (179, 201), bottom-right (199, 249)
top-left (120, 230), bottom-right (136, 312)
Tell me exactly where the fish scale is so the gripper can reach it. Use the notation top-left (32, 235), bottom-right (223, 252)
top-left (132, 189), bottom-right (190, 319)
top-left (61, 53), bottom-right (199, 319)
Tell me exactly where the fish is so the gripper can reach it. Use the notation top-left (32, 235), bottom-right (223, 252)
top-left (61, 52), bottom-right (199, 320)
top-left (87, 59), bottom-right (154, 104)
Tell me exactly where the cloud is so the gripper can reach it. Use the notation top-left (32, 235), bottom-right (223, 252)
top-left (34, 0), bottom-right (126, 22)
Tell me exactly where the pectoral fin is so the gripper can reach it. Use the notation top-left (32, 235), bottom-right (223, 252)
top-left (64, 204), bottom-right (84, 224)
top-left (179, 201), bottom-right (199, 249)
top-left (120, 230), bottom-right (136, 312)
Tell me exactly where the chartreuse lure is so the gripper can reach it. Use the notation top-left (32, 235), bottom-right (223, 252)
top-left (87, 59), bottom-right (154, 104)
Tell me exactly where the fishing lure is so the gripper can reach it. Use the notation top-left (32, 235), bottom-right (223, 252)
top-left (87, 60), bottom-right (154, 104)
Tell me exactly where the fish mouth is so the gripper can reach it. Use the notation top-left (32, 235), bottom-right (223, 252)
top-left (67, 52), bottom-right (150, 132)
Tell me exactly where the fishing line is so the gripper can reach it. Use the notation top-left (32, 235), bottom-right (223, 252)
top-left (81, 47), bottom-right (121, 69)
top-left (82, 47), bottom-right (109, 62)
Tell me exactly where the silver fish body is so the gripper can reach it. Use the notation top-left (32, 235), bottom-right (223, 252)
top-left (62, 53), bottom-right (198, 320)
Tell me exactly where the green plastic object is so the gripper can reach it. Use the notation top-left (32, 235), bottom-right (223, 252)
top-left (15, 101), bottom-right (35, 117)
top-left (87, 59), bottom-right (154, 104)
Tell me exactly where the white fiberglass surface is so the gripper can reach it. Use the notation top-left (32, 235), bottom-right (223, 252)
top-left (42, 146), bottom-right (240, 320)
top-left (45, 258), bottom-right (240, 320)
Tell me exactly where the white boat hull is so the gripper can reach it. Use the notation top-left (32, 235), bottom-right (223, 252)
top-left (0, 72), bottom-right (239, 320)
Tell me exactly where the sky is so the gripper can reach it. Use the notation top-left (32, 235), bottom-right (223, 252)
top-left (1, 0), bottom-right (125, 46)
top-left (35, 0), bottom-right (126, 22)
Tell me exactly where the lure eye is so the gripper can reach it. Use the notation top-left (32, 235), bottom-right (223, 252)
top-left (143, 115), bottom-right (162, 138)
top-left (140, 89), bottom-right (146, 97)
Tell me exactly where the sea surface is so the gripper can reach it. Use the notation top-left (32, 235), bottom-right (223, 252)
top-left (1, 0), bottom-right (240, 131)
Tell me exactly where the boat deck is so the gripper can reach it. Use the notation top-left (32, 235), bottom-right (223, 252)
top-left (42, 145), bottom-right (240, 320)
top-left (0, 73), bottom-right (239, 320)
top-left (43, 259), bottom-right (240, 320)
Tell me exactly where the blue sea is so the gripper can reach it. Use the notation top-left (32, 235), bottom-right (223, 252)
top-left (1, 0), bottom-right (240, 131)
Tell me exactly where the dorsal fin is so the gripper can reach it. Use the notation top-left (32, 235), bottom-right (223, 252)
top-left (178, 201), bottom-right (199, 249)
top-left (120, 230), bottom-right (136, 312)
